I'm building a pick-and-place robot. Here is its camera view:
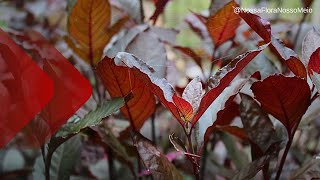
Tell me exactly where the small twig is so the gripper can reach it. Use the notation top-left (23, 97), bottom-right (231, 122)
top-left (139, 0), bottom-right (145, 23)
top-left (107, 149), bottom-right (115, 179)
top-left (151, 112), bottom-right (156, 145)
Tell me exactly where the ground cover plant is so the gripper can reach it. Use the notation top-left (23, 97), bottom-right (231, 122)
top-left (0, 0), bottom-right (320, 179)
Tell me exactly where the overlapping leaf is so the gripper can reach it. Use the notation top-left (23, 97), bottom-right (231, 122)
top-left (133, 132), bottom-right (183, 180)
top-left (302, 28), bottom-right (320, 66)
top-left (56, 98), bottom-right (124, 137)
top-left (96, 57), bottom-right (155, 130)
top-left (66, 0), bottom-right (127, 65)
top-left (251, 74), bottom-right (311, 136)
top-left (239, 11), bottom-right (306, 78)
top-left (308, 47), bottom-right (320, 94)
top-left (192, 44), bottom-right (267, 127)
top-left (240, 94), bottom-right (277, 153)
top-left (114, 44), bottom-right (265, 129)
top-left (206, 1), bottom-right (241, 48)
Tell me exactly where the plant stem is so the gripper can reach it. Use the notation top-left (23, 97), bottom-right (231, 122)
top-left (139, 0), bottom-right (145, 23)
top-left (275, 122), bottom-right (300, 180)
top-left (108, 149), bottom-right (115, 179)
top-left (185, 131), bottom-right (200, 180)
top-left (274, 137), bottom-right (292, 180)
top-left (45, 150), bottom-right (53, 180)
top-left (151, 112), bottom-right (156, 145)
top-left (200, 142), bottom-right (207, 180)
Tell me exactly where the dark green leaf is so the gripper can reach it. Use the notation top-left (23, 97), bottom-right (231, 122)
top-left (33, 135), bottom-right (81, 180)
top-left (56, 98), bottom-right (124, 137)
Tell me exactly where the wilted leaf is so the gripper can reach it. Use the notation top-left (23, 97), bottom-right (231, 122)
top-left (308, 47), bottom-right (320, 95)
top-left (96, 57), bottom-right (156, 130)
top-left (302, 28), bottom-right (320, 66)
top-left (239, 12), bottom-right (306, 78)
top-left (251, 74), bottom-right (311, 136)
top-left (33, 135), bottom-right (81, 180)
top-left (56, 98), bottom-right (125, 137)
top-left (134, 132), bottom-right (183, 180)
top-left (240, 93), bottom-right (277, 153)
top-left (206, 1), bottom-right (241, 48)
top-left (66, 0), bottom-right (127, 65)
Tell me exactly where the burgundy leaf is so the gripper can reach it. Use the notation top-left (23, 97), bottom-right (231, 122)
top-left (238, 12), bottom-right (271, 42)
top-left (251, 74), bottom-right (311, 136)
top-left (239, 12), bottom-right (306, 78)
top-left (150, 0), bottom-right (170, 24)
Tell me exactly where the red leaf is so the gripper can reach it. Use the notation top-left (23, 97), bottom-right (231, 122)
top-left (308, 48), bottom-right (320, 74)
top-left (251, 74), bottom-right (311, 136)
top-left (270, 37), bottom-right (307, 78)
top-left (114, 45), bottom-right (265, 130)
top-left (191, 44), bottom-right (268, 127)
top-left (307, 48), bottom-right (320, 94)
top-left (113, 52), bottom-right (186, 126)
top-left (96, 57), bottom-right (156, 130)
top-left (203, 94), bottom-right (240, 145)
top-left (150, 0), bottom-right (170, 24)
top-left (238, 12), bottom-right (271, 42)
top-left (239, 12), bottom-right (306, 78)
top-left (206, 1), bottom-right (241, 48)
top-left (172, 94), bottom-right (193, 123)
